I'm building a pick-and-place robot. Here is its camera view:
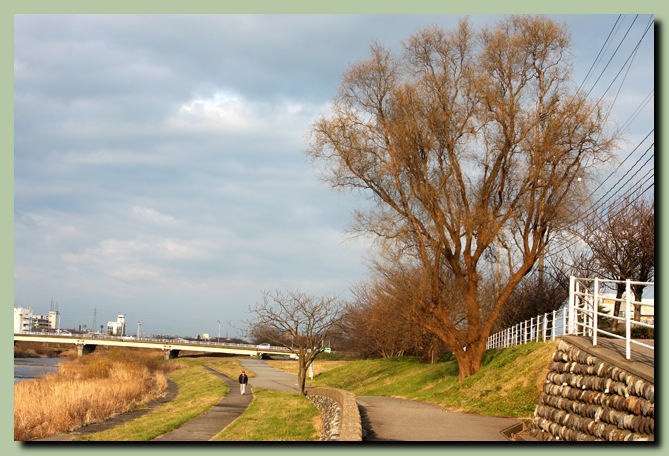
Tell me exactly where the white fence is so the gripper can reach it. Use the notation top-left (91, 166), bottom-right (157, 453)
top-left (486, 276), bottom-right (654, 360)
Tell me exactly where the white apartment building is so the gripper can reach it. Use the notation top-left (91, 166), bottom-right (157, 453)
top-left (106, 314), bottom-right (127, 336)
top-left (13, 307), bottom-right (59, 333)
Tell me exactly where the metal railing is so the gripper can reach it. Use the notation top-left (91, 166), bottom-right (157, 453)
top-left (486, 276), bottom-right (654, 360)
top-left (486, 306), bottom-right (569, 349)
top-left (13, 332), bottom-right (292, 353)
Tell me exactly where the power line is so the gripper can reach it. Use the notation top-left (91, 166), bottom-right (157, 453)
top-left (578, 138), bottom-right (654, 220)
top-left (585, 15), bottom-right (640, 99)
top-left (619, 89), bottom-right (654, 134)
top-left (599, 17), bottom-right (654, 127)
top-left (577, 14), bottom-right (622, 95)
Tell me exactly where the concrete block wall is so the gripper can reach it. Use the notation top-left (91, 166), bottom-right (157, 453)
top-left (307, 387), bottom-right (363, 441)
top-left (527, 338), bottom-right (654, 441)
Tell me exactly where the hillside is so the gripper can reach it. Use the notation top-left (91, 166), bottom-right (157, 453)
top-left (304, 341), bottom-right (557, 419)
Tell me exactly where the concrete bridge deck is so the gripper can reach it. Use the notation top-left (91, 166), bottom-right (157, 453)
top-left (13, 333), bottom-right (298, 359)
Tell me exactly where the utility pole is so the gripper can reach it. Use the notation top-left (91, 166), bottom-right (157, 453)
top-left (137, 321), bottom-right (141, 339)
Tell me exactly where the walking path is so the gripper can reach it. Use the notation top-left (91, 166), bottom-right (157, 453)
top-left (240, 359), bottom-right (302, 392)
top-left (152, 367), bottom-right (251, 441)
top-left (35, 358), bottom-right (522, 442)
top-left (358, 396), bottom-right (520, 441)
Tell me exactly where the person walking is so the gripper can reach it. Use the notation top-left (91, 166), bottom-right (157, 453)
top-left (238, 370), bottom-right (249, 395)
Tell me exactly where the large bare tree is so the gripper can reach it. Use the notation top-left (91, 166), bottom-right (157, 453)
top-left (307, 16), bottom-right (615, 379)
top-left (246, 290), bottom-right (347, 395)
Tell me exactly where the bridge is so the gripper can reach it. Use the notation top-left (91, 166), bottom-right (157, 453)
top-left (13, 333), bottom-right (298, 360)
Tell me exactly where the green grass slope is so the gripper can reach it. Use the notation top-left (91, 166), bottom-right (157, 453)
top-left (312, 341), bottom-right (556, 418)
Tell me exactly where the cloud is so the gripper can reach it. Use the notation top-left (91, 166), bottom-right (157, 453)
top-left (16, 213), bottom-right (79, 237)
top-left (12, 14), bottom-right (653, 337)
top-left (168, 90), bottom-right (256, 134)
top-left (62, 237), bottom-right (217, 278)
top-left (132, 206), bottom-right (178, 225)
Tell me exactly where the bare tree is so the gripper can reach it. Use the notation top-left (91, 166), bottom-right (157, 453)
top-left (246, 290), bottom-right (347, 395)
top-left (345, 276), bottom-right (445, 361)
top-left (495, 269), bottom-right (568, 332)
top-left (307, 16), bottom-right (615, 379)
top-left (581, 194), bottom-right (654, 328)
top-left (345, 280), bottom-right (413, 358)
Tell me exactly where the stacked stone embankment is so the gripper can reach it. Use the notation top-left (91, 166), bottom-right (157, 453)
top-left (528, 338), bottom-right (654, 441)
top-left (306, 387), bottom-right (362, 441)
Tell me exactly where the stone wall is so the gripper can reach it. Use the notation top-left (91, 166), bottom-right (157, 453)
top-left (526, 338), bottom-right (654, 441)
top-left (307, 387), bottom-right (363, 441)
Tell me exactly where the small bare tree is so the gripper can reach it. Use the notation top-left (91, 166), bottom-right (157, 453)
top-left (246, 290), bottom-right (347, 395)
top-left (581, 195), bottom-right (654, 329)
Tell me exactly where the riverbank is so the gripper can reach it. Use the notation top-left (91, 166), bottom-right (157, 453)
top-left (14, 347), bottom-right (171, 441)
top-left (14, 341), bottom-right (78, 358)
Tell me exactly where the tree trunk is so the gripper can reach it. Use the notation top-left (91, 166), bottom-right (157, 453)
top-left (632, 284), bottom-right (646, 323)
top-left (297, 370), bottom-right (307, 396)
top-left (454, 340), bottom-right (486, 380)
top-left (297, 352), bottom-right (307, 396)
top-left (611, 285), bottom-right (625, 332)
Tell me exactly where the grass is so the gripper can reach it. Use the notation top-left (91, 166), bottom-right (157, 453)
top-left (271, 341), bottom-right (556, 418)
top-left (17, 343), bottom-right (557, 441)
top-left (213, 388), bottom-right (320, 441)
top-left (77, 356), bottom-right (321, 441)
top-left (76, 356), bottom-right (235, 441)
top-left (14, 348), bottom-right (170, 441)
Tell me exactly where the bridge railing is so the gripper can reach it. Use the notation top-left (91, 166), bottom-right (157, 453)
top-left (13, 332), bottom-right (292, 353)
top-left (486, 276), bottom-right (654, 360)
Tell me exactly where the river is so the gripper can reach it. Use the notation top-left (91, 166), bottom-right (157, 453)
top-left (14, 358), bottom-right (63, 384)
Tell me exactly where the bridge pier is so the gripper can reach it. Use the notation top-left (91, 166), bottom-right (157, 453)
top-left (163, 348), bottom-right (180, 360)
top-left (76, 343), bottom-right (97, 357)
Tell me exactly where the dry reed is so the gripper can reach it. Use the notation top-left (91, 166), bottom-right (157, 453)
top-left (14, 348), bottom-right (170, 441)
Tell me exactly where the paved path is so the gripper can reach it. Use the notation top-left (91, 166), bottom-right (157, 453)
top-left (153, 360), bottom-right (301, 440)
top-left (240, 359), bottom-right (302, 392)
top-left (240, 360), bottom-right (521, 441)
top-left (358, 396), bottom-right (520, 441)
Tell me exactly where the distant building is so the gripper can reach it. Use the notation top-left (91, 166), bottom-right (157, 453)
top-left (13, 307), bottom-right (59, 333)
top-left (14, 307), bottom-right (32, 333)
top-left (107, 314), bottom-right (127, 336)
top-left (597, 293), bottom-right (654, 325)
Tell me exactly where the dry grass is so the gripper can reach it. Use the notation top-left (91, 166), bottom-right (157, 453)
top-left (14, 341), bottom-right (78, 358)
top-left (77, 358), bottom-right (229, 441)
top-left (14, 348), bottom-right (171, 441)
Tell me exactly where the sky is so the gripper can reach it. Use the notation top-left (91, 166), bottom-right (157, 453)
top-left (13, 14), bottom-right (654, 339)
